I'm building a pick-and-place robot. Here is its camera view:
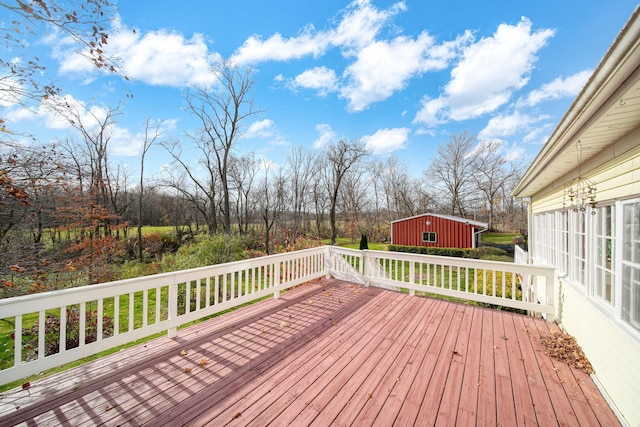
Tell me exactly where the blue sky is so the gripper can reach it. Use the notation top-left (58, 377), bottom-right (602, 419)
top-left (3, 0), bottom-right (638, 180)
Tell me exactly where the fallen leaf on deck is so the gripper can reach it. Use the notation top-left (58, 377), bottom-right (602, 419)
top-left (106, 404), bottom-right (117, 411)
top-left (232, 412), bottom-right (241, 420)
top-left (180, 349), bottom-right (188, 356)
top-left (540, 330), bottom-right (594, 374)
top-left (199, 358), bottom-right (208, 366)
top-left (279, 321), bottom-right (290, 328)
top-left (184, 367), bottom-right (192, 373)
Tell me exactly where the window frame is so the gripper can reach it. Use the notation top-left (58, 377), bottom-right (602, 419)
top-left (422, 231), bottom-right (437, 243)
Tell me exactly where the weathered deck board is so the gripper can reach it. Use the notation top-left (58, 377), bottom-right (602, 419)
top-left (0, 278), bottom-right (622, 427)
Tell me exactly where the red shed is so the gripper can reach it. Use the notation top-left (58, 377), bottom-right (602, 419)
top-left (391, 213), bottom-right (488, 249)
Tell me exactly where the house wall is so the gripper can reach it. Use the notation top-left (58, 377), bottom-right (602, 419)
top-left (529, 127), bottom-right (640, 426)
top-left (391, 214), bottom-right (477, 248)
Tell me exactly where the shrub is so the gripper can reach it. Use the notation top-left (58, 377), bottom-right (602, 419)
top-left (467, 246), bottom-right (509, 259)
top-left (389, 244), bottom-right (510, 261)
top-left (160, 233), bottom-right (249, 272)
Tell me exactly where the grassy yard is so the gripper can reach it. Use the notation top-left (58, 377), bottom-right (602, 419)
top-left (481, 232), bottom-right (522, 245)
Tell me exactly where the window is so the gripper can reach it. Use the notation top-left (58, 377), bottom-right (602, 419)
top-left (422, 232), bottom-right (436, 243)
top-left (533, 212), bottom-right (557, 266)
top-left (569, 210), bottom-right (586, 285)
top-left (622, 201), bottom-right (640, 332)
top-left (531, 199), bottom-right (640, 337)
top-left (593, 205), bottom-right (614, 305)
top-left (559, 212), bottom-right (569, 275)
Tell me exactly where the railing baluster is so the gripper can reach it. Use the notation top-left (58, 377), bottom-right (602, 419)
top-left (195, 278), bottom-right (201, 311)
top-left (98, 299), bottom-right (104, 340)
top-left (156, 287), bottom-right (161, 324)
top-left (215, 275), bottom-right (220, 305)
top-left (205, 276), bottom-right (211, 308)
top-left (114, 295), bottom-right (120, 335)
top-left (38, 311), bottom-right (45, 359)
top-left (143, 290), bottom-right (149, 327)
top-left (60, 306), bottom-right (67, 352)
top-left (129, 293), bottom-right (135, 331)
top-left (14, 314), bottom-right (22, 367)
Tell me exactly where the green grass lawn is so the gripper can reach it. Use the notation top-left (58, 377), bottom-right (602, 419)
top-left (481, 232), bottom-right (521, 245)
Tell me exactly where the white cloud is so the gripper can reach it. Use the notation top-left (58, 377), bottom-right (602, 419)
top-left (414, 17), bottom-right (555, 126)
top-left (362, 127), bottom-right (410, 155)
top-left (519, 70), bottom-right (591, 107)
top-left (244, 119), bottom-right (276, 139)
top-left (522, 124), bottom-right (553, 145)
top-left (0, 72), bottom-right (26, 108)
top-left (328, 0), bottom-right (407, 57)
top-left (230, 0), bottom-right (405, 65)
top-left (504, 142), bottom-right (527, 161)
top-left (232, 0), bottom-right (444, 110)
top-left (313, 123), bottom-right (337, 149)
top-left (341, 32), bottom-right (466, 111)
top-left (478, 111), bottom-right (542, 140)
top-left (243, 119), bottom-right (289, 146)
top-left (56, 18), bottom-right (220, 88)
top-left (290, 67), bottom-right (338, 96)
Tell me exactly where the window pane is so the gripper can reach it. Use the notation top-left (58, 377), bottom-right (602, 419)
top-left (594, 205), bottom-right (614, 305)
top-left (622, 201), bottom-right (640, 332)
top-left (624, 203), bottom-right (640, 263)
top-left (622, 265), bottom-right (640, 332)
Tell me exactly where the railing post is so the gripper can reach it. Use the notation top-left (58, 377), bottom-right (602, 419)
top-left (325, 247), bottom-right (332, 279)
top-left (545, 271), bottom-right (555, 322)
top-left (168, 280), bottom-right (178, 338)
top-left (409, 262), bottom-right (415, 296)
top-left (362, 250), bottom-right (369, 287)
top-left (274, 262), bottom-right (281, 299)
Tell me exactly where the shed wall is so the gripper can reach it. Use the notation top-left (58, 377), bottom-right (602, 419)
top-left (391, 215), bottom-right (476, 248)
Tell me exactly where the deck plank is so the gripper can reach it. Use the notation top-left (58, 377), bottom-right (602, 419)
top-left (0, 278), bottom-right (622, 427)
top-left (493, 309), bottom-right (517, 426)
top-left (502, 312), bottom-right (538, 426)
top-left (433, 304), bottom-right (473, 426)
top-left (476, 307), bottom-right (498, 426)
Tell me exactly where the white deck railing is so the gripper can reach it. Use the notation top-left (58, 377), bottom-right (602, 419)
top-left (0, 246), bottom-right (555, 386)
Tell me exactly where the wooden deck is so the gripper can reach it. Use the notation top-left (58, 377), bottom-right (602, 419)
top-left (0, 279), bottom-right (620, 426)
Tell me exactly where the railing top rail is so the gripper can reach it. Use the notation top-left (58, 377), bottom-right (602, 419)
top-left (0, 245), bottom-right (328, 312)
top-left (361, 248), bottom-right (555, 275)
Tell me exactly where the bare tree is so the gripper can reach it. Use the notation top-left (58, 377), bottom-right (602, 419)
top-left (228, 153), bottom-right (260, 235)
top-left (51, 99), bottom-right (125, 237)
top-left (340, 162), bottom-right (370, 242)
top-left (257, 165), bottom-right (286, 254)
top-left (471, 140), bottom-right (512, 230)
top-left (162, 137), bottom-right (220, 234)
top-left (284, 146), bottom-right (316, 235)
top-left (425, 132), bottom-right (475, 217)
top-left (137, 118), bottom-right (162, 261)
top-left (183, 61), bottom-right (259, 233)
top-left (321, 139), bottom-right (370, 245)
top-left (310, 158), bottom-right (328, 238)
